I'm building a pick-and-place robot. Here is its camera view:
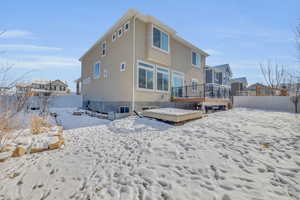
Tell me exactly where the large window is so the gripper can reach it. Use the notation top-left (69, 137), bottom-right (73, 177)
top-left (94, 62), bottom-right (101, 79)
top-left (172, 71), bottom-right (184, 97)
top-left (156, 67), bottom-right (169, 92)
top-left (138, 61), bottom-right (154, 90)
top-left (192, 51), bottom-right (201, 67)
top-left (192, 79), bottom-right (198, 93)
top-left (153, 26), bottom-right (169, 52)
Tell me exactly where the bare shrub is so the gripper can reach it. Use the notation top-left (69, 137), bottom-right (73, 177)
top-left (30, 115), bottom-right (52, 135)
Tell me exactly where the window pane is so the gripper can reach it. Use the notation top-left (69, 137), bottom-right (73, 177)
top-left (161, 32), bottom-right (169, 51)
top-left (157, 72), bottom-right (163, 90)
top-left (192, 52), bottom-right (197, 65)
top-left (153, 28), bottom-right (161, 48)
top-left (197, 54), bottom-right (201, 66)
top-left (139, 68), bottom-right (146, 88)
top-left (163, 74), bottom-right (169, 91)
top-left (146, 70), bottom-right (153, 89)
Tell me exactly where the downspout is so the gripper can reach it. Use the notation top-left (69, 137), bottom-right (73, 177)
top-left (132, 15), bottom-right (136, 112)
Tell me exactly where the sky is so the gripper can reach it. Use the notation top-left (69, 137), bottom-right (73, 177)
top-left (0, 0), bottom-right (299, 91)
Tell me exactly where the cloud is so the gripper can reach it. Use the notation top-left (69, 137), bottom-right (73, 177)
top-left (204, 49), bottom-right (222, 56)
top-left (0, 55), bottom-right (80, 69)
top-left (0, 30), bottom-right (34, 39)
top-left (0, 44), bottom-right (62, 52)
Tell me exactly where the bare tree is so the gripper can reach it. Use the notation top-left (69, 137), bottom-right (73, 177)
top-left (287, 73), bottom-right (300, 113)
top-left (260, 60), bottom-right (287, 90)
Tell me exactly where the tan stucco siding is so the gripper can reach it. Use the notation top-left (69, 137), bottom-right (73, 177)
top-left (134, 19), bottom-right (206, 103)
top-left (81, 18), bottom-right (134, 102)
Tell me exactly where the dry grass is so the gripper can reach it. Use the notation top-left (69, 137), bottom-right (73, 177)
top-left (30, 115), bottom-right (52, 135)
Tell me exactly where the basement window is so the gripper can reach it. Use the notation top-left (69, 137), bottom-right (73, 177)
top-left (119, 106), bottom-right (129, 113)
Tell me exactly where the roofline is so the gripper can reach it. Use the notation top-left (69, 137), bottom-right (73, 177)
top-left (79, 9), bottom-right (209, 61)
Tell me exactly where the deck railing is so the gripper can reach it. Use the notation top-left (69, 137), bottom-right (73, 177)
top-left (171, 83), bottom-right (231, 99)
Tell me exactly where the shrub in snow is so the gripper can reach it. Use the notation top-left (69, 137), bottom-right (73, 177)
top-left (30, 115), bottom-right (52, 135)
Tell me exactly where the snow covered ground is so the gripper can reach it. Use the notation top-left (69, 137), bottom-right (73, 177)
top-left (0, 108), bottom-right (299, 200)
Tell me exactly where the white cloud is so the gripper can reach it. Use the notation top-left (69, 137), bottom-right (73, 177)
top-left (0, 30), bottom-right (34, 39)
top-left (0, 44), bottom-right (62, 52)
top-left (0, 55), bottom-right (80, 69)
top-left (204, 49), bottom-right (222, 56)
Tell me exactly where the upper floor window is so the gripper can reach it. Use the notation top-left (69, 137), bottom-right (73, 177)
top-left (118, 27), bottom-right (123, 37)
top-left (156, 67), bottom-right (169, 92)
top-left (120, 62), bottom-right (126, 72)
top-left (153, 26), bottom-right (169, 53)
top-left (101, 41), bottom-right (106, 56)
top-left (112, 32), bottom-right (116, 41)
top-left (192, 52), bottom-right (201, 67)
top-left (94, 62), bottom-right (101, 79)
top-left (137, 61), bottom-right (154, 90)
top-left (124, 21), bottom-right (130, 32)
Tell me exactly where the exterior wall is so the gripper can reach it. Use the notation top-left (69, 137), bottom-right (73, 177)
top-left (81, 18), bottom-right (134, 104)
top-left (80, 17), bottom-right (207, 112)
top-left (134, 19), bottom-right (205, 104)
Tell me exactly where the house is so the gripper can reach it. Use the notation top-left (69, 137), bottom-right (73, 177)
top-left (16, 79), bottom-right (69, 96)
top-left (230, 77), bottom-right (248, 96)
top-left (204, 64), bottom-right (232, 98)
top-left (80, 9), bottom-right (230, 113)
top-left (246, 83), bottom-right (288, 96)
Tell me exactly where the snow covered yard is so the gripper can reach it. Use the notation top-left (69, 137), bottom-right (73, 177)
top-left (0, 108), bottom-right (299, 200)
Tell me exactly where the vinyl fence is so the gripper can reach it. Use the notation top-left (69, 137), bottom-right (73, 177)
top-left (233, 96), bottom-right (299, 113)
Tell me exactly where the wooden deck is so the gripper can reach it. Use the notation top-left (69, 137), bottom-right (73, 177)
top-left (171, 97), bottom-right (231, 104)
top-left (143, 108), bottom-right (206, 125)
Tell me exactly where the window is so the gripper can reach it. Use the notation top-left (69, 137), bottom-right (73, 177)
top-left (138, 61), bottom-right (154, 90)
top-left (112, 32), bottom-right (116, 41)
top-left (192, 52), bottom-right (200, 67)
top-left (120, 62), bottom-right (126, 72)
top-left (101, 41), bottom-right (106, 56)
top-left (118, 27), bottom-right (123, 37)
top-left (104, 69), bottom-right (108, 79)
top-left (119, 106), bottom-right (129, 113)
top-left (156, 67), bottom-right (169, 92)
top-left (192, 79), bottom-right (198, 93)
top-left (94, 62), bottom-right (101, 79)
top-left (124, 21), bottom-right (130, 32)
top-left (172, 71), bottom-right (184, 97)
top-left (152, 26), bottom-right (169, 52)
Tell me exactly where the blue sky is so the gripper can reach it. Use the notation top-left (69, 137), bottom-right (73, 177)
top-left (0, 0), bottom-right (299, 91)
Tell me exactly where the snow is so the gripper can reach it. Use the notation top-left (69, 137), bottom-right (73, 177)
top-left (0, 108), bottom-right (299, 200)
top-left (145, 107), bottom-right (201, 116)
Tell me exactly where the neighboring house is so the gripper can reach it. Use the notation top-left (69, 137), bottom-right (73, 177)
top-left (16, 79), bottom-right (69, 96)
top-left (205, 64), bottom-right (232, 98)
top-left (80, 9), bottom-right (213, 113)
top-left (246, 83), bottom-right (288, 96)
top-left (231, 77), bottom-right (248, 96)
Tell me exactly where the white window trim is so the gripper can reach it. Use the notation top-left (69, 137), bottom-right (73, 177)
top-left (156, 65), bottom-right (170, 93)
top-left (191, 79), bottom-right (198, 93)
top-left (118, 27), bottom-right (123, 38)
top-left (191, 51), bottom-right (201, 68)
top-left (119, 106), bottom-right (129, 113)
top-left (151, 24), bottom-right (170, 54)
top-left (93, 61), bottom-right (101, 79)
top-left (171, 70), bottom-right (185, 87)
top-left (104, 69), bottom-right (108, 79)
top-left (137, 60), bottom-right (155, 92)
top-left (120, 62), bottom-right (126, 72)
top-left (101, 41), bottom-right (106, 57)
top-left (123, 21), bottom-right (130, 32)
top-left (112, 32), bottom-right (117, 42)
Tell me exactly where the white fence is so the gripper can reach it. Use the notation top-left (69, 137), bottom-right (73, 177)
top-left (233, 96), bottom-right (299, 113)
top-left (0, 94), bottom-right (82, 110)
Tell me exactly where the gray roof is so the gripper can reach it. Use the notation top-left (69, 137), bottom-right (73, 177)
top-left (212, 64), bottom-right (232, 75)
top-left (231, 77), bottom-right (248, 85)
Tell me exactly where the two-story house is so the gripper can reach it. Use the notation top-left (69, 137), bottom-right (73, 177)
top-left (79, 9), bottom-right (223, 113)
top-left (205, 64), bottom-right (232, 98)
